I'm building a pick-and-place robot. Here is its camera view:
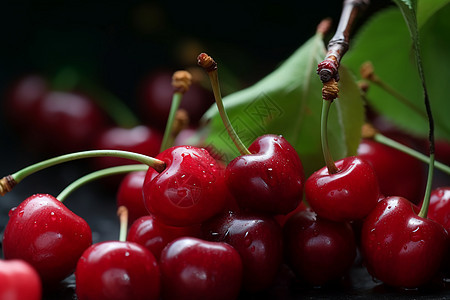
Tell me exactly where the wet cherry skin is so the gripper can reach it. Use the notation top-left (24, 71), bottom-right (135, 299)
top-left (2, 194), bottom-right (92, 284)
top-left (159, 237), bottom-right (243, 300)
top-left (305, 156), bottom-right (380, 222)
top-left (143, 146), bottom-right (227, 226)
top-left (427, 187), bottom-right (450, 233)
top-left (127, 215), bottom-right (201, 260)
top-left (283, 208), bottom-right (356, 286)
top-left (357, 138), bottom-right (425, 204)
top-left (361, 196), bottom-right (448, 288)
top-left (202, 210), bottom-right (283, 292)
top-left (0, 259), bottom-right (42, 300)
top-left (226, 134), bottom-right (304, 215)
top-left (75, 241), bottom-right (160, 300)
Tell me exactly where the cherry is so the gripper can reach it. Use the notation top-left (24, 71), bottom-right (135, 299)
top-left (93, 125), bottom-right (163, 171)
top-left (274, 200), bottom-right (308, 227)
top-left (75, 240), bottom-right (161, 300)
top-left (2, 194), bottom-right (92, 284)
top-left (201, 210), bottom-right (283, 292)
top-left (427, 187), bottom-right (450, 233)
top-left (36, 91), bottom-right (109, 154)
top-left (143, 145), bottom-right (227, 226)
top-left (361, 196), bottom-right (448, 288)
top-left (138, 69), bottom-right (214, 131)
top-left (127, 215), bottom-right (201, 260)
top-left (0, 259), bottom-right (42, 300)
top-left (305, 156), bottom-right (380, 222)
top-left (226, 134), bottom-right (304, 215)
top-left (116, 171), bottom-right (148, 225)
top-left (159, 236), bottom-right (243, 300)
top-left (283, 208), bottom-right (356, 286)
top-left (357, 138), bottom-right (425, 204)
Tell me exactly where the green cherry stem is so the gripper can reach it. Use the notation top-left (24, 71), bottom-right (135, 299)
top-left (56, 164), bottom-right (149, 202)
top-left (197, 53), bottom-right (251, 156)
top-left (321, 99), bottom-right (339, 174)
top-left (160, 71), bottom-right (192, 152)
top-left (0, 150), bottom-right (165, 196)
top-left (117, 206), bottom-right (129, 242)
top-left (373, 133), bottom-right (450, 175)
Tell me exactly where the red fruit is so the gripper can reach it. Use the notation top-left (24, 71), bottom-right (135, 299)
top-left (160, 237), bottom-right (243, 300)
top-left (138, 70), bottom-right (214, 131)
top-left (116, 171), bottom-right (149, 225)
top-left (283, 208), bottom-right (356, 286)
top-left (2, 194), bottom-right (92, 284)
top-left (361, 196), bottom-right (448, 288)
top-left (143, 146), bottom-right (227, 226)
top-left (94, 125), bottom-right (163, 170)
top-left (357, 138), bottom-right (425, 204)
top-left (37, 91), bottom-right (109, 154)
top-left (0, 259), bottom-right (42, 300)
top-left (226, 134), bottom-right (304, 215)
top-left (127, 215), bottom-right (201, 260)
top-left (427, 187), bottom-right (450, 233)
top-left (275, 200), bottom-right (308, 227)
top-left (305, 156), bottom-right (380, 222)
top-left (75, 241), bottom-right (160, 300)
top-left (202, 211), bottom-right (283, 292)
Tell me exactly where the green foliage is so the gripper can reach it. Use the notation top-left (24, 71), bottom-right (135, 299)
top-left (201, 33), bottom-right (364, 176)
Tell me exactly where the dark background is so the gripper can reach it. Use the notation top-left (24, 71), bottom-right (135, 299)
top-left (8, 1), bottom-right (449, 299)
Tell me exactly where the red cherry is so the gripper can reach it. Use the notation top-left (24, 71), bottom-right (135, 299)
top-left (283, 208), bottom-right (356, 286)
top-left (36, 91), bottom-right (109, 154)
top-left (75, 241), bottom-right (160, 300)
top-left (94, 125), bottom-right (163, 170)
top-left (274, 200), bottom-right (308, 227)
top-left (159, 237), bottom-right (242, 300)
top-left (138, 70), bottom-right (214, 131)
top-left (2, 194), bottom-right (92, 284)
top-left (143, 146), bottom-right (227, 226)
top-left (361, 196), bottom-right (448, 288)
top-left (427, 187), bottom-right (450, 233)
top-left (226, 134), bottom-right (304, 215)
top-left (357, 138), bottom-right (425, 204)
top-left (127, 215), bottom-right (201, 260)
top-left (202, 211), bottom-right (283, 292)
top-left (305, 156), bottom-right (380, 222)
top-left (116, 171), bottom-right (149, 225)
top-left (0, 259), bottom-right (42, 300)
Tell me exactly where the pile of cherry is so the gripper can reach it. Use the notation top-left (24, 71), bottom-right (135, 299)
top-left (1, 66), bottom-right (450, 300)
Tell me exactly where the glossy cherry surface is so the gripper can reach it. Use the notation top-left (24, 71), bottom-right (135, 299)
top-left (226, 134), bottom-right (304, 215)
top-left (2, 194), bottom-right (92, 284)
top-left (127, 215), bottom-right (201, 260)
top-left (427, 187), bottom-right (450, 233)
top-left (75, 241), bottom-right (160, 300)
top-left (357, 138), bottom-right (425, 204)
top-left (361, 196), bottom-right (448, 288)
top-left (202, 210), bottom-right (283, 292)
top-left (0, 259), bottom-right (42, 300)
top-left (305, 156), bottom-right (379, 222)
top-left (143, 145), bottom-right (227, 226)
top-left (283, 208), bottom-right (356, 286)
top-left (160, 237), bottom-right (242, 300)
top-left (94, 125), bottom-right (163, 170)
top-left (116, 171), bottom-right (149, 225)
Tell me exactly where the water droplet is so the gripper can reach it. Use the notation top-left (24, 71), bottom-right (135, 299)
top-left (8, 207), bottom-right (17, 217)
top-left (181, 174), bottom-right (186, 178)
top-left (125, 251), bottom-right (130, 257)
top-left (50, 212), bottom-right (55, 215)
top-left (18, 210), bottom-right (24, 217)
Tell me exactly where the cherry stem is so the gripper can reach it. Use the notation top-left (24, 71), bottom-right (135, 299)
top-left (419, 153), bottom-right (435, 218)
top-left (56, 164), bottom-right (149, 202)
top-left (321, 99), bottom-right (339, 174)
top-left (373, 133), bottom-right (450, 175)
top-left (117, 206), bottom-right (129, 242)
top-left (160, 92), bottom-right (183, 152)
top-left (6, 150), bottom-right (165, 191)
top-left (198, 53), bottom-right (251, 156)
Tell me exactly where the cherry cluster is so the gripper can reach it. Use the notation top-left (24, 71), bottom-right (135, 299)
top-left (1, 53), bottom-right (450, 300)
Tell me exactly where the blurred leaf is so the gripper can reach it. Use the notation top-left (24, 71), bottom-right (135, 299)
top-left (343, 4), bottom-right (450, 139)
top-left (201, 33), bottom-right (364, 176)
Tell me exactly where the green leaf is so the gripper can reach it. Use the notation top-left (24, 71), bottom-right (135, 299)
top-left (343, 4), bottom-right (450, 140)
top-left (417, 0), bottom-right (450, 28)
top-left (201, 33), bottom-right (365, 176)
